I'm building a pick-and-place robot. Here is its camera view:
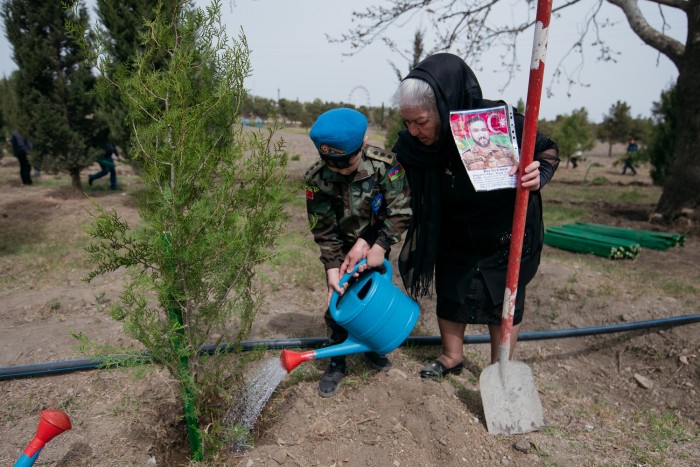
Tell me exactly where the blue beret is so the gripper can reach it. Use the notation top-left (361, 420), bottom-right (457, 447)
top-left (309, 108), bottom-right (368, 158)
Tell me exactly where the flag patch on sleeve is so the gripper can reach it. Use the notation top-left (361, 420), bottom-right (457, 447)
top-left (305, 185), bottom-right (318, 199)
top-left (388, 163), bottom-right (405, 181)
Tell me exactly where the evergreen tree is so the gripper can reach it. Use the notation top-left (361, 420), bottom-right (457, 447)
top-left (0, 72), bottom-right (20, 139)
top-left (241, 94), bottom-right (276, 119)
top-left (385, 30), bottom-right (426, 149)
top-left (95, 0), bottom-right (177, 155)
top-left (277, 98), bottom-right (304, 125)
top-left (2, 0), bottom-right (105, 189)
top-left (302, 98), bottom-right (327, 127)
top-left (388, 29), bottom-right (425, 82)
top-left (371, 102), bottom-right (386, 129)
top-left (645, 85), bottom-right (677, 186)
top-left (630, 116), bottom-right (654, 148)
top-left (550, 108), bottom-right (596, 167)
top-left (535, 116), bottom-right (557, 139)
top-left (597, 101), bottom-right (634, 157)
top-left (79, 0), bottom-right (287, 458)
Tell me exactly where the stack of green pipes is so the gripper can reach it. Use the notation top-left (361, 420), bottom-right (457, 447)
top-left (544, 223), bottom-right (685, 259)
top-left (545, 225), bottom-right (639, 259)
top-left (565, 223), bottom-right (685, 250)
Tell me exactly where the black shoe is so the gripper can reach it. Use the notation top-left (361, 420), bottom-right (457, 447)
top-left (364, 352), bottom-right (392, 371)
top-left (419, 360), bottom-right (464, 379)
top-left (319, 359), bottom-right (346, 398)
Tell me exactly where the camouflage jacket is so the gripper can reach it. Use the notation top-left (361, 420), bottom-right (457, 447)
top-left (304, 145), bottom-right (412, 270)
top-left (462, 142), bottom-right (517, 170)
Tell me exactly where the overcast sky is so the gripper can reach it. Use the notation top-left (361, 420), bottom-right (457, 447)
top-left (0, 0), bottom-right (685, 122)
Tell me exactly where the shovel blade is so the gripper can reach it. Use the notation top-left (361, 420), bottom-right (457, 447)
top-left (479, 360), bottom-right (545, 435)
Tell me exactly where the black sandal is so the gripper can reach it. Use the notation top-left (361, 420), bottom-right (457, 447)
top-left (420, 360), bottom-right (464, 379)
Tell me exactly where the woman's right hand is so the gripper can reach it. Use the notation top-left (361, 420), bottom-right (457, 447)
top-left (509, 160), bottom-right (541, 191)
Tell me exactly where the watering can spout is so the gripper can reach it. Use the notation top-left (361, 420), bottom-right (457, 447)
top-left (15, 410), bottom-right (71, 467)
top-left (280, 339), bottom-right (372, 372)
top-left (281, 259), bottom-right (419, 372)
top-left (280, 349), bottom-right (314, 373)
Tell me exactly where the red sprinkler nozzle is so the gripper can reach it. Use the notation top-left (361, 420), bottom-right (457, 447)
top-left (19, 410), bottom-right (72, 464)
top-left (280, 349), bottom-right (315, 372)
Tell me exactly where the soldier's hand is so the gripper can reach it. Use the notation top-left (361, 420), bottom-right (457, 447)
top-left (365, 244), bottom-right (386, 270)
top-left (326, 268), bottom-right (345, 306)
top-left (340, 238), bottom-right (370, 277)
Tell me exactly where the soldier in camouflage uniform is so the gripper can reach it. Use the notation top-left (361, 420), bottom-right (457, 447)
top-left (461, 116), bottom-right (517, 170)
top-left (305, 108), bottom-right (411, 397)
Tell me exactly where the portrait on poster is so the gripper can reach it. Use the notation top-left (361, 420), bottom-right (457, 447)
top-left (449, 105), bottom-right (520, 191)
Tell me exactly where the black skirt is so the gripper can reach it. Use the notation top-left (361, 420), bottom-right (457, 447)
top-left (436, 272), bottom-right (525, 325)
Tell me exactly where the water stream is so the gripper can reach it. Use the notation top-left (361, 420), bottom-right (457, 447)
top-left (226, 357), bottom-right (288, 450)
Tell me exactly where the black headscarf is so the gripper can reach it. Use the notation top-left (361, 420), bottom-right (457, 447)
top-left (394, 53), bottom-right (483, 298)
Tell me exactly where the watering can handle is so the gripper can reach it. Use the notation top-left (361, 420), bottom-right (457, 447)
top-left (329, 259), bottom-right (391, 314)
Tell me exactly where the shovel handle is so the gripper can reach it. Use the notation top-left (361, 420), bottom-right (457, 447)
top-left (499, 0), bottom-right (553, 360)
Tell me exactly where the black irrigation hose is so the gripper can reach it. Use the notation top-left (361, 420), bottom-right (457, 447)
top-left (2, 313), bottom-right (699, 381)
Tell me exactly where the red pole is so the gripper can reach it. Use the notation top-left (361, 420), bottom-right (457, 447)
top-left (498, 0), bottom-right (553, 360)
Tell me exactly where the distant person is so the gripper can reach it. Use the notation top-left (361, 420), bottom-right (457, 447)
top-left (9, 129), bottom-right (33, 185)
top-left (88, 135), bottom-right (121, 190)
top-left (622, 138), bottom-right (638, 175)
top-left (304, 108), bottom-right (411, 397)
top-left (570, 144), bottom-right (583, 169)
top-left (461, 116), bottom-right (517, 170)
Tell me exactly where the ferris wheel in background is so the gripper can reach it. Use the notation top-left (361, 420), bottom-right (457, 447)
top-left (347, 85), bottom-right (371, 108)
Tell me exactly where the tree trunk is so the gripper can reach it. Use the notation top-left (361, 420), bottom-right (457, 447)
top-left (655, 3), bottom-right (700, 221)
top-left (70, 169), bottom-right (83, 192)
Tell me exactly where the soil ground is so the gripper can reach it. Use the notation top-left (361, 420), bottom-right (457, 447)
top-left (1, 129), bottom-right (698, 466)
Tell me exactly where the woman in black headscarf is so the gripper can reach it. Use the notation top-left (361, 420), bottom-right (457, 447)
top-left (394, 53), bottom-right (560, 378)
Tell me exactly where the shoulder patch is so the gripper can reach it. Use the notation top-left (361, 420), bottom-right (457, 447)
top-left (305, 184), bottom-right (319, 200)
top-left (304, 159), bottom-right (325, 180)
top-left (365, 145), bottom-right (396, 165)
top-left (388, 163), bottom-right (405, 181)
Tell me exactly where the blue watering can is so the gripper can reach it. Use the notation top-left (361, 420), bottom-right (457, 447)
top-left (281, 259), bottom-right (420, 372)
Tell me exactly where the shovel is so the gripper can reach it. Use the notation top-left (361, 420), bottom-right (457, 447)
top-left (479, 0), bottom-right (552, 435)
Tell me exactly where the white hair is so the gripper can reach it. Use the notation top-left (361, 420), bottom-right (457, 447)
top-left (394, 78), bottom-right (440, 122)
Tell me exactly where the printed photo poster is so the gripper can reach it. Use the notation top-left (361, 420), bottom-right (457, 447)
top-left (449, 105), bottom-right (520, 191)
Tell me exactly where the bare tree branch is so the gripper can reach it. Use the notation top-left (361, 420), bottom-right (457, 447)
top-left (334, 0), bottom-right (700, 219)
top-left (335, 0), bottom-right (687, 101)
top-left (646, 0), bottom-right (689, 9)
top-left (608, 0), bottom-right (685, 69)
